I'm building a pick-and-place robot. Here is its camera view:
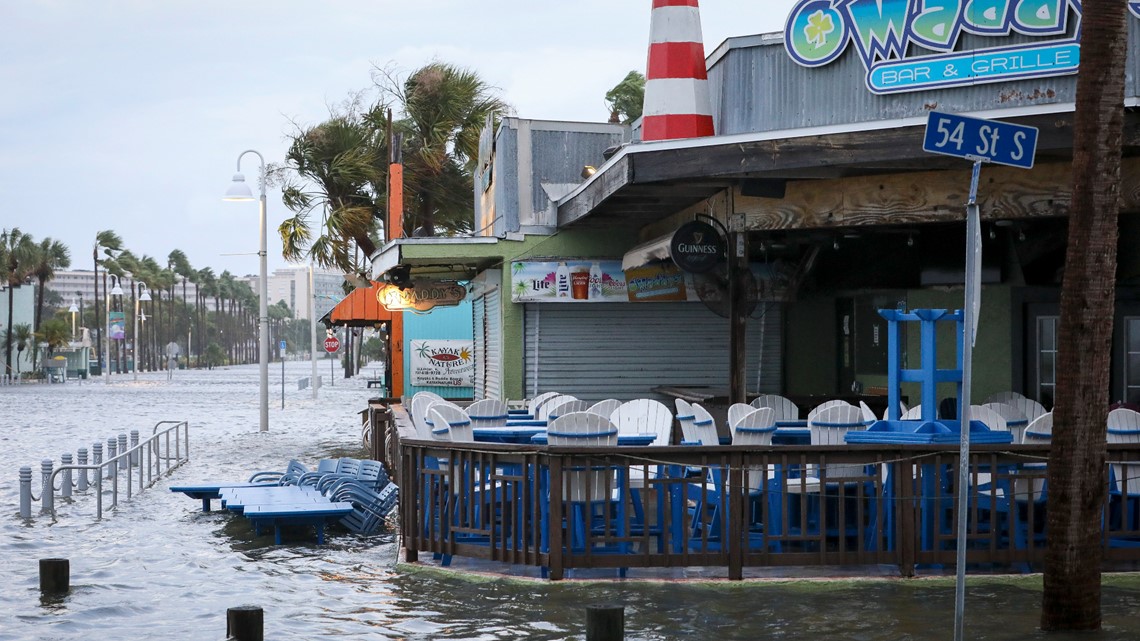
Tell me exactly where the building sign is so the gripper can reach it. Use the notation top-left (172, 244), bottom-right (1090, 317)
top-left (625, 263), bottom-right (689, 302)
top-left (670, 221), bottom-right (724, 274)
top-left (411, 340), bottom-right (474, 387)
top-left (377, 281), bottom-right (466, 312)
top-left (783, 0), bottom-right (1138, 94)
top-left (511, 260), bottom-right (794, 304)
top-left (510, 260), bottom-right (628, 302)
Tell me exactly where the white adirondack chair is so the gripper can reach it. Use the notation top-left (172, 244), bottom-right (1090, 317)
top-left (410, 392), bottom-right (445, 439)
top-left (1107, 408), bottom-right (1140, 496)
top-left (611, 399), bottom-right (673, 445)
top-left (465, 398), bottom-right (509, 427)
top-left (733, 407), bottom-right (777, 489)
top-left (545, 398), bottom-right (590, 420)
top-left (858, 401), bottom-right (878, 424)
top-left (750, 394), bottom-right (800, 422)
top-left (1018, 412), bottom-right (1053, 502)
top-left (546, 412), bottom-right (619, 502)
top-left (674, 398), bottom-right (698, 444)
top-left (527, 391), bottom-right (561, 418)
top-left (807, 402), bottom-right (869, 480)
top-left (587, 399), bottom-right (622, 420)
top-left (537, 395), bottom-right (578, 421)
top-left (727, 403), bottom-right (754, 430)
top-left (427, 404), bottom-right (474, 443)
top-left (982, 402), bottom-right (1030, 443)
top-left (690, 403), bottom-right (720, 446)
top-left (900, 405), bottom-right (924, 420)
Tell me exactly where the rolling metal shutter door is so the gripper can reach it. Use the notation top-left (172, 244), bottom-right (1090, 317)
top-left (523, 302), bottom-right (782, 402)
top-left (474, 287), bottom-right (503, 401)
top-left (473, 294), bottom-right (488, 399)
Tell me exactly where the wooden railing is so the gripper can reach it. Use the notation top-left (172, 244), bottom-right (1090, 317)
top-left (398, 440), bottom-right (1140, 580)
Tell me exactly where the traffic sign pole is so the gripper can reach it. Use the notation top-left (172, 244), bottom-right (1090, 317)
top-left (925, 111), bottom-right (1037, 641)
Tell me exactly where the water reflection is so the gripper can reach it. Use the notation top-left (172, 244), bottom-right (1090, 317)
top-left (2, 364), bottom-right (1140, 639)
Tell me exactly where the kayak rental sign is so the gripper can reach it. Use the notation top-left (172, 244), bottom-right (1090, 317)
top-left (783, 0), bottom-right (1140, 94)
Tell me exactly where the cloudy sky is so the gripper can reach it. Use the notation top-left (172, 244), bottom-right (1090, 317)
top-left (1, 1), bottom-right (799, 277)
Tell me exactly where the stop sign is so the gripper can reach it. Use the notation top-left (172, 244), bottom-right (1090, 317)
top-left (324, 336), bottom-right (340, 353)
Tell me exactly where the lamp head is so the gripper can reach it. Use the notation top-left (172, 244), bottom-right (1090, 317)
top-left (68, 303), bottom-right (79, 313)
top-left (138, 283), bottom-right (152, 302)
top-left (223, 173), bottom-right (255, 201)
top-left (109, 275), bottom-right (124, 296)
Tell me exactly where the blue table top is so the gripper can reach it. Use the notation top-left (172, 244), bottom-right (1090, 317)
top-left (531, 433), bottom-right (658, 446)
top-left (473, 426), bottom-right (547, 443)
top-left (242, 502), bottom-right (354, 519)
top-left (845, 419), bottom-right (1014, 445)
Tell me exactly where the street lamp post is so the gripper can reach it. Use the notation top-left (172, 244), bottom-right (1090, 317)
top-left (105, 275), bottom-right (123, 384)
top-left (133, 282), bottom-right (151, 381)
top-left (224, 150), bottom-right (270, 432)
top-left (309, 264), bottom-right (318, 399)
top-left (68, 300), bottom-right (78, 340)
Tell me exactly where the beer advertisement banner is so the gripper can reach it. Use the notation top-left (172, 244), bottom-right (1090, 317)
top-left (410, 340), bottom-right (474, 387)
top-left (510, 260), bottom-right (628, 303)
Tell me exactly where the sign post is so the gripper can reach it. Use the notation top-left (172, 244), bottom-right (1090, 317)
top-left (279, 339), bottom-right (287, 409)
top-left (325, 333), bottom-right (339, 387)
top-left (924, 111), bottom-right (1037, 641)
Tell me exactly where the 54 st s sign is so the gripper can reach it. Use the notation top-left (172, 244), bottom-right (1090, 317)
top-left (922, 111), bottom-right (1039, 169)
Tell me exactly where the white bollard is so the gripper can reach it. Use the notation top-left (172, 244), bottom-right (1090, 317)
top-left (60, 453), bottom-right (73, 498)
top-left (41, 459), bottom-right (54, 515)
top-left (19, 467), bottom-right (32, 519)
top-left (129, 430), bottom-right (139, 466)
top-left (106, 438), bottom-right (117, 478)
top-left (77, 448), bottom-right (88, 492)
top-left (117, 434), bottom-right (129, 471)
top-left (92, 443), bottom-right (103, 479)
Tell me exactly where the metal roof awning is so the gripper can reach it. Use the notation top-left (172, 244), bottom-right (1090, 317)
top-left (321, 283), bottom-right (396, 327)
top-left (620, 233), bottom-right (674, 271)
top-left (370, 237), bottom-right (504, 283)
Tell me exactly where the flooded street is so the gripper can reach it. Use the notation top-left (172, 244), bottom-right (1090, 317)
top-left (4, 363), bottom-right (1140, 640)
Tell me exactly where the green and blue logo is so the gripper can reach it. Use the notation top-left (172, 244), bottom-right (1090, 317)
top-left (784, 1), bottom-right (1139, 94)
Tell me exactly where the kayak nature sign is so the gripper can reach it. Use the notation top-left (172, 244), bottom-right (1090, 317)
top-left (410, 340), bottom-right (474, 387)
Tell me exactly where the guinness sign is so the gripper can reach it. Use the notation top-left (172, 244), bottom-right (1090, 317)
top-left (670, 221), bottom-right (724, 274)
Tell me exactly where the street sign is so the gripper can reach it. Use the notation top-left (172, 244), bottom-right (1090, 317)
top-left (279, 339), bottom-right (287, 351)
top-left (922, 111), bottom-right (1038, 169)
top-left (324, 336), bottom-right (340, 353)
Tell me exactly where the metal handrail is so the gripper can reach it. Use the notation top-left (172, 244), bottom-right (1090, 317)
top-left (22, 420), bottom-right (190, 521)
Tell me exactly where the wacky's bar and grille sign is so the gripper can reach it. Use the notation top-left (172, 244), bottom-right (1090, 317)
top-left (784, 0), bottom-right (1140, 95)
top-left (410, 340), bottom-right (474, 387)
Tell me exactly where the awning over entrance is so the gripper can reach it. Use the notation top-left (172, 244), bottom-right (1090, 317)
top-left (321, 283), bottom-right (396, 328)
top-left (620, 233), bottom-right (673, 271)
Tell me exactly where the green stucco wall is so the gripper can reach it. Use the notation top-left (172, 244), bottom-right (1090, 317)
top-left (786, 296), bottom-right (837, 396)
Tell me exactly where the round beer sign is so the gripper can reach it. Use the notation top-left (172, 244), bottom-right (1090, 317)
top-left (670, 221), bottom-right (725, 273)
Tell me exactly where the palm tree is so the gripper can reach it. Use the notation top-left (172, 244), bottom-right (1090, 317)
top-left (2, 228), bottom-right (35, 379)
top-left (36, 318), bottom-right (70, 358)
top-left (376, 61), bottom-right (511, 237)
top-left (196, 267), bottom-right (217, 368)
top-left (604, 70), bottom-right (645, 124)
top-left (29, 237), bottom-right (71, 336)
top-left (168, 249), bottom-right (194, 360)
top-left (9, 323), bottom-right (32, 378)
top-left (1041, 1), bottom-right (1129, 631)
top-left (277, 98), bottom-right (388, 274)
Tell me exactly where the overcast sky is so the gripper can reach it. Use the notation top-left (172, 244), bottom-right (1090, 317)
top-left (1, 1), bottom-right (799, 278)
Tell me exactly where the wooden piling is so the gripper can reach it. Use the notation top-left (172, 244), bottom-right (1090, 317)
top-left (586, 605), bottom-right (624, 641)
top-left (39, 558), bottom-right (69, 595)
top-left (226, 605), bottom-right (264, 641)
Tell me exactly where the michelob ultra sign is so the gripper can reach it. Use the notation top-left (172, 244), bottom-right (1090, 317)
top-left (783, 0), bottom-right (1140, 94)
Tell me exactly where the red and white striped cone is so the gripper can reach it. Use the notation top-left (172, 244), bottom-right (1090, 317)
top-left (642, 0), bottom-right (715, 142)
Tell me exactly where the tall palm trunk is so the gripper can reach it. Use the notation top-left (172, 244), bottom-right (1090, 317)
top-left (1041, 1), bottom-right (1128, 631)
top-left (4, 287), bottom-right (13, 378)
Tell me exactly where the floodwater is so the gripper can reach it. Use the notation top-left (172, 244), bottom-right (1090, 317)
top-left (4, 363), bottom-right (1140, 640)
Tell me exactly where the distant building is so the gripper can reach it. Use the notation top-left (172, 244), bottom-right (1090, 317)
top-left (49, 270), bottom-right (216, 312)
top-left (260, 267), bottom-right (345, 322)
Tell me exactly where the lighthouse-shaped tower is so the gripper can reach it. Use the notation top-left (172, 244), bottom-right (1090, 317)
top-left (642, 0), bottom-right (715, 141)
